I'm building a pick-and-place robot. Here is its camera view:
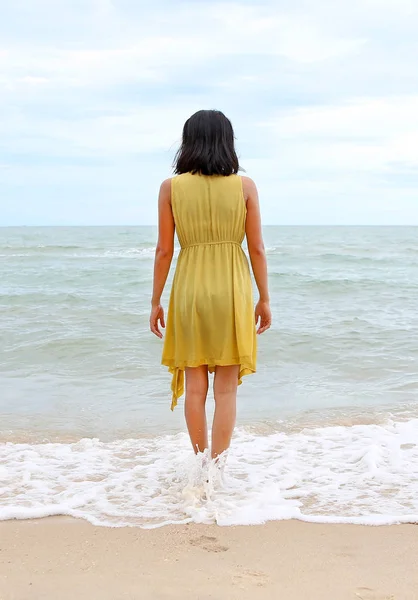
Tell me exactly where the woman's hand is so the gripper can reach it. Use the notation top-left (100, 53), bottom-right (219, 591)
top-left (255, 300), bottom-right (271, 335)
top-left (150, 303), bottom-right (165, 338)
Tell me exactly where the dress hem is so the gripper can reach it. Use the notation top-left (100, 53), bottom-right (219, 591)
top-left (161, 358), bottom-right (256, 411)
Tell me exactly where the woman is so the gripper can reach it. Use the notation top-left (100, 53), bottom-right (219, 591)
top-left (150, 109), bottom-right (271, 460)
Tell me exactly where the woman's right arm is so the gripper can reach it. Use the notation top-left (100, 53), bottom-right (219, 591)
top-left (243, 176), bottom-right (272, 334)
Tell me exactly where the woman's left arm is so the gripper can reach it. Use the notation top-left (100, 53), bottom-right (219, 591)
top-left (150, 179), bottom-right (175, 338)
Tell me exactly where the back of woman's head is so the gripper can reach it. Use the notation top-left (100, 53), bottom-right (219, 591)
top-left (174, 110), bottom-right (240, 176)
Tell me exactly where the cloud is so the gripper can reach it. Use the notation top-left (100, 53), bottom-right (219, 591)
top-left (264, 96), bottom-right (418, 173)
top-left (0, 0), bottom-right (417, 225)
top-left (0, 3), bottom-right (365, 93)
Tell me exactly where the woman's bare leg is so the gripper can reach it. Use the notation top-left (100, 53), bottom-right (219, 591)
top-left (185, 365), bottom-right (209, 454)
top-left (211, 365), bottom-right (239, 460)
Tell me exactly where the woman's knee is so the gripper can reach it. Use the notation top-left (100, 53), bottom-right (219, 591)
top-left (214, 365), bottom-right (239, 396)
top-left (185, 366), bottom-right (209, 396)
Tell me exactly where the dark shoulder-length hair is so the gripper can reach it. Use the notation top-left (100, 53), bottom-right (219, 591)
top-left (173, 110), bottom-right (240, 176)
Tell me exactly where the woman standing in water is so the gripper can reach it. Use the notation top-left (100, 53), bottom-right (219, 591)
top-left (150, 110), bottom-right (271, 460)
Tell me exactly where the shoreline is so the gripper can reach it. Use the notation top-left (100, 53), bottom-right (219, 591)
top-left (1, 517), bottom-right (417, 599)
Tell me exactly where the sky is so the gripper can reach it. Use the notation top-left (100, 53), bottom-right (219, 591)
top-left (0, 0), bottom-right (417, 226)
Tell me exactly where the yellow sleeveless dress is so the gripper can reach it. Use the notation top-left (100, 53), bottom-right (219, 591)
top-left (162, 173), bottom-right (257, 410)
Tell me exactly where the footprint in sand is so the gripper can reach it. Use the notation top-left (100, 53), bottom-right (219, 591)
top-left (233, 568), bottom-right (269, 589)
top-left (189, 535), bottom-right (229, 553)
top-left (355, 587), bottom-right (395, 600)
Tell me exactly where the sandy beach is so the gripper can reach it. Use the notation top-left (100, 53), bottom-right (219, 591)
top-left (0, 518), bottom-right (417, 600)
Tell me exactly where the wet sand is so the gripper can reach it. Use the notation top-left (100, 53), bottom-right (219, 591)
top-left (1, 518), bottom-right (417, 599)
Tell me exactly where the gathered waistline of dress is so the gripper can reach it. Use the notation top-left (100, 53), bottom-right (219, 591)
top-left (181, 240), bottom-right (242, 249)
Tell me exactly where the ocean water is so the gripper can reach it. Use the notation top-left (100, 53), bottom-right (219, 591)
top-left (1, 226), bottom-right (418, 527)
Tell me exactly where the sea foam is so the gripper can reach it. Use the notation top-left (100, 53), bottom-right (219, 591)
top-left (1, 418), bottom-right (417, 528)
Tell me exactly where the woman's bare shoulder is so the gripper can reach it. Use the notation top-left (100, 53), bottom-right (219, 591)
top-left (240, 175), bottom-right (258, 200)
top-left (160, 178), bottom-right (172, 190)
top-left (158, 178), bottom-right (172, 204)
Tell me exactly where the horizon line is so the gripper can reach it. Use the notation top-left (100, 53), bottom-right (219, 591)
top-left (1, 224), bottom-right (417, 229)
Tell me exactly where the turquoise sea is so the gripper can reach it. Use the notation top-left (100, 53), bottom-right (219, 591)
top-left (1, 226), bottom-right (418, 527)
